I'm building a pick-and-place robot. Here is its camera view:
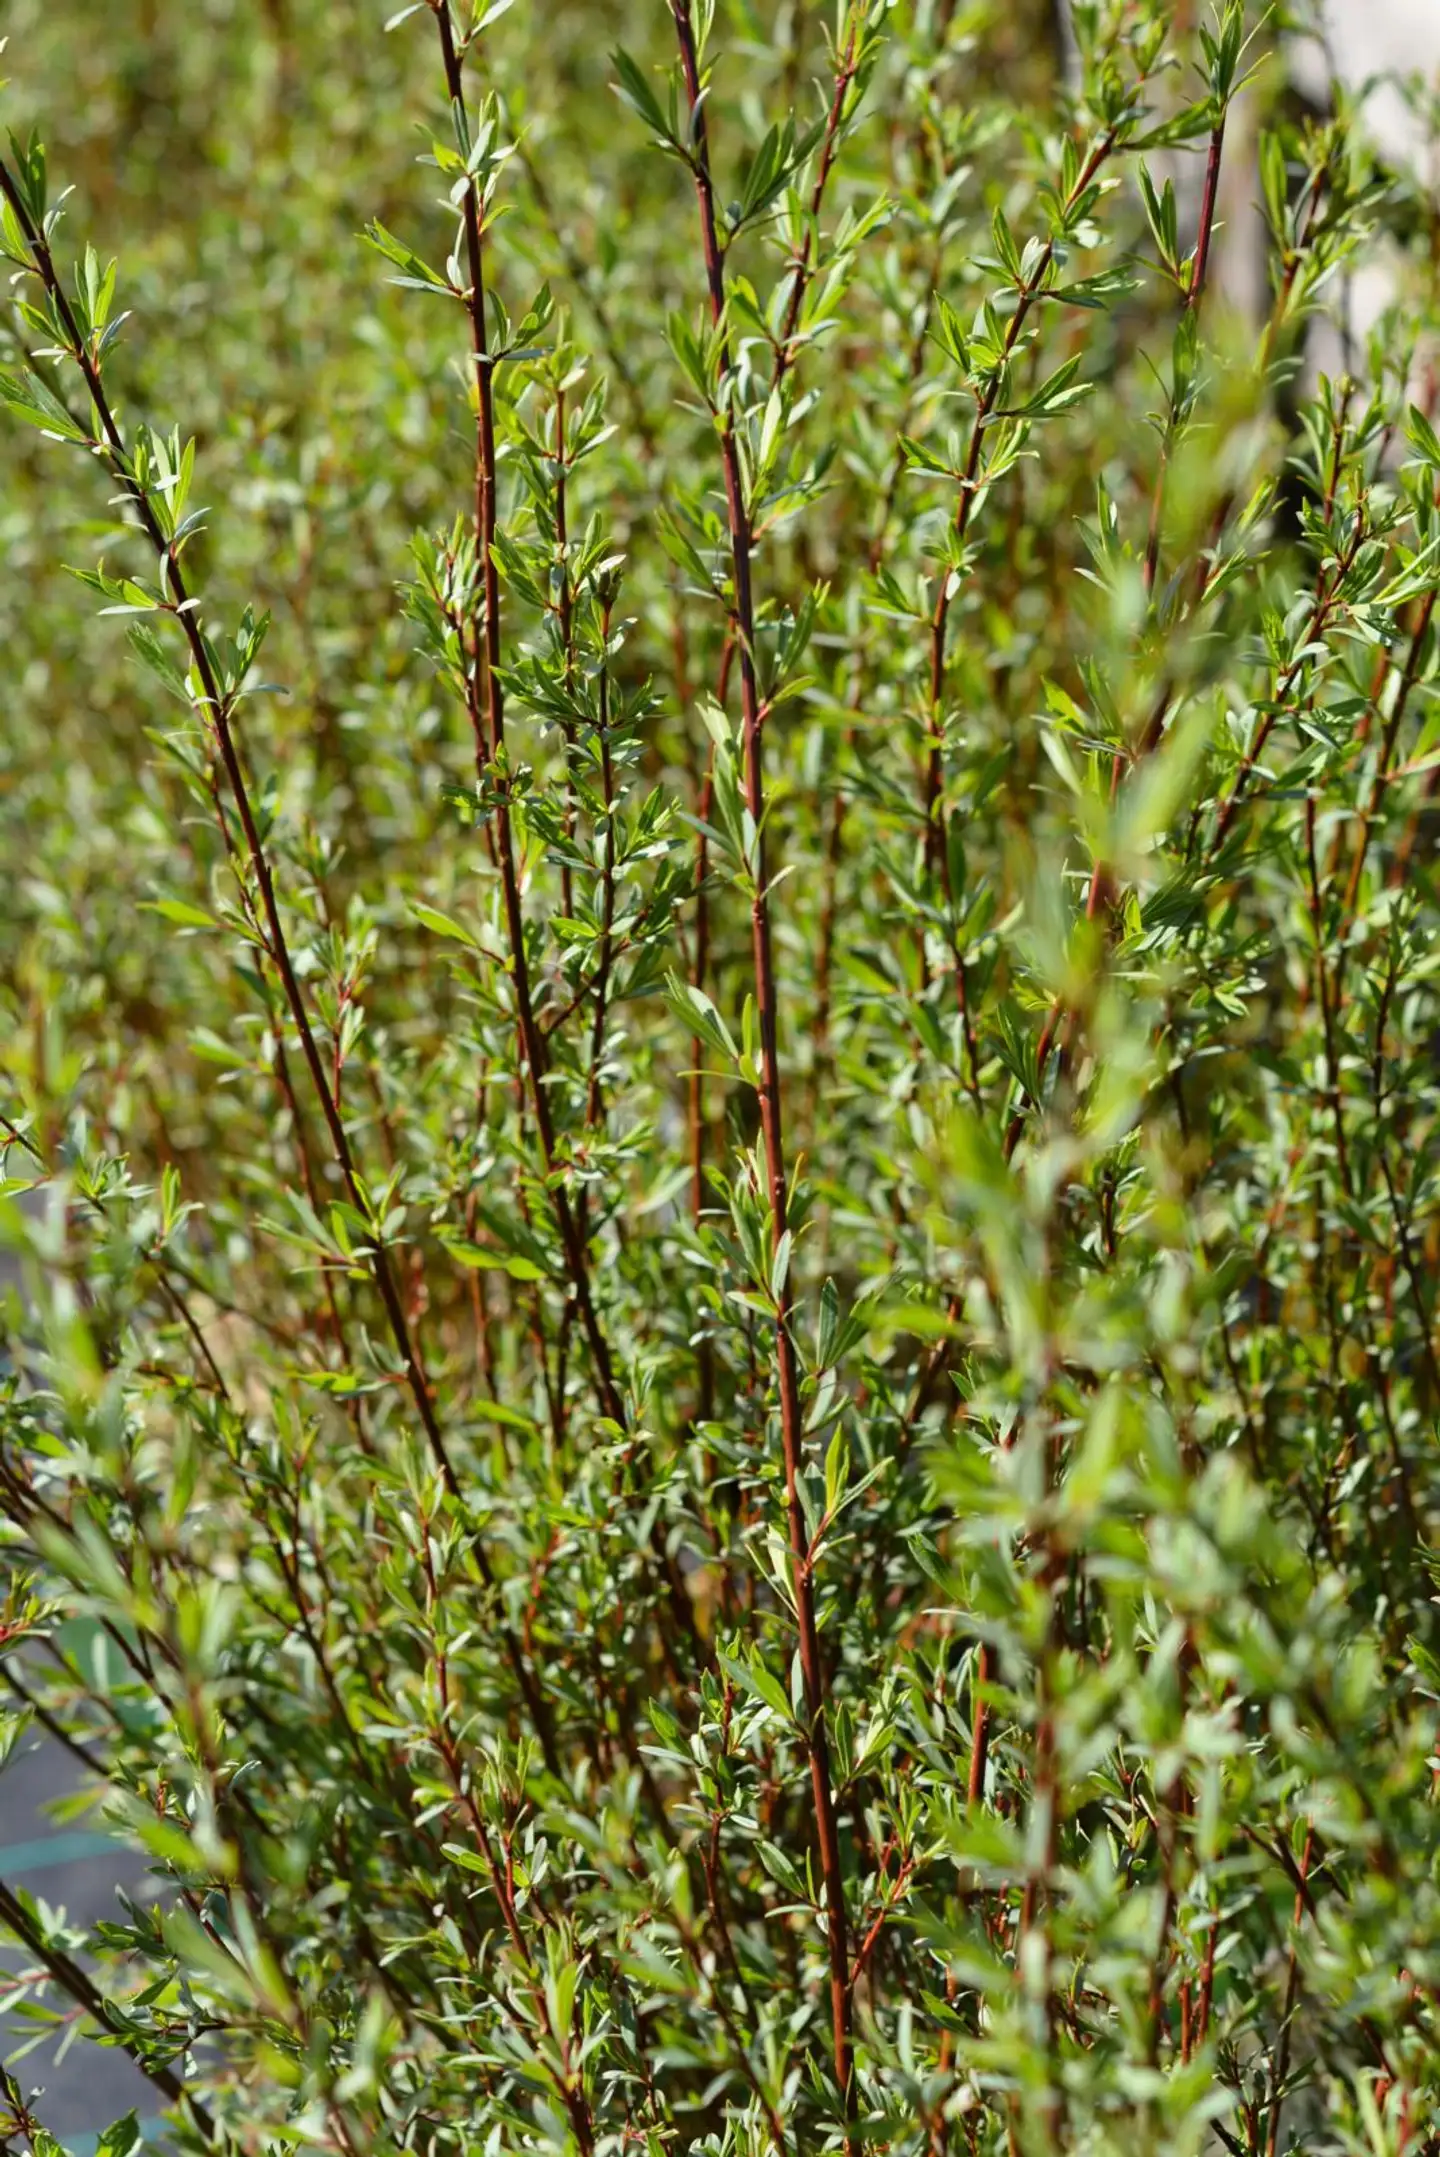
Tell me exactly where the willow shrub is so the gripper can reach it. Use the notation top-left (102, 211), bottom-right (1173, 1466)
top-left (2, 0), bottom-right (1440, 2151)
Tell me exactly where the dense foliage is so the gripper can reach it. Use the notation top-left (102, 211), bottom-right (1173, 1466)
top-left (4, 1), bottom-right (1440, 2151)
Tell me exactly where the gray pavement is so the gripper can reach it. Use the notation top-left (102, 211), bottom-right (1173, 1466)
top-left (2, 1198), bottom-right (166, 2147)
top-left (1, 1728), bottom-right (162, 2147)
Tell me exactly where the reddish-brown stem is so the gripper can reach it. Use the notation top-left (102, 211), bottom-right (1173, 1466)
top-left (665, 1895), bottom-right (793, 2157)
top-left (433, 3), bottom-right (627, 1439)
top-left (435, 9), bottom-right (704, 1666)
top-left (848, 1850), bottom-right (915, 1997)
top-left (690, 740), bottom-right (718, 1225)
top-left (669, 0), bottom-right (854, 2116)
top-left (1206, 513), bottom-right (1368, 855)
top-left (583, 607), bottom-right (619, 1137)
top-left (812, 781), bottom-right (847, 1069)
top-left (1014, 1660), bottom-right (1061, 2153)
top-left (554, 380), bottom-right (578, 922)
top-left (814, 271), bottom-right (938, 1074)
top-left (1264, 1827), bottom-right (1315, 2157)
top-left (1257, 153), bottom-right (1331, 381)
top-left (0, 141), bottom-right (563, 1776)
top-left (1377, 1149), bottom-right (1440, 1407)
top-left (1143, 115), bottom-right (1227, 599)
top-left (772, 9), bottom-right (863, 392)
top-left (10, 231), bottom-right (436, 1444)
top-left (688, 723), bottom-right (722, 1437)
top-left (427, 1582), bottom-right (597, 2157)
top-left (1196, 1902), bottom-right (1219, 2047)
top-left (693, 15), bottom-right (856, 1250)
top-left (924, 128), bottom-right (1119, 865)
top-left (690, 635), bottom-right (733, 1280)
top-left (1341, 587), bottom-right (1436, 917)
top-left (1304, 794), bottom-right (1353, 1197)
top-left (1079, 108), bottom-right (1230, 955)
top-left (0, 1876), bottom-right (215, 2141)
top-left (967, 1644), bottom-right (991, 1804)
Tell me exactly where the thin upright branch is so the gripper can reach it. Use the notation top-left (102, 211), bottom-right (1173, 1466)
top-left (431, 0), bottom-right (627, 1440)
top-left (669, 0), bottom-right (855, 2117)
top-left (0, 1876), bottom-right (217, 2142)
top-left (0, 144), bottom-right (559, 1774)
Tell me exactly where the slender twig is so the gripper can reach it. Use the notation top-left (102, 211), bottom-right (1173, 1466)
top-left (0, 1876), bottom-right (216, 2141)
top-left (0, 143), bottom-right (558, 1773)
top-left (431, 1), bottom-right (627, 1440)
top-left (668, 1), bottom-right (855, 2118)
top-left (1263, 1827), bottom-right (1314, 2157)
top-left (431, 4), bottom-right (701, 1670)
top-left (1341, 586), bottom-right (1436, 916)
top-left (924, 126), bottom-right (1120, 872)
top-left (1143, 114), bottom-right (1227, 598)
